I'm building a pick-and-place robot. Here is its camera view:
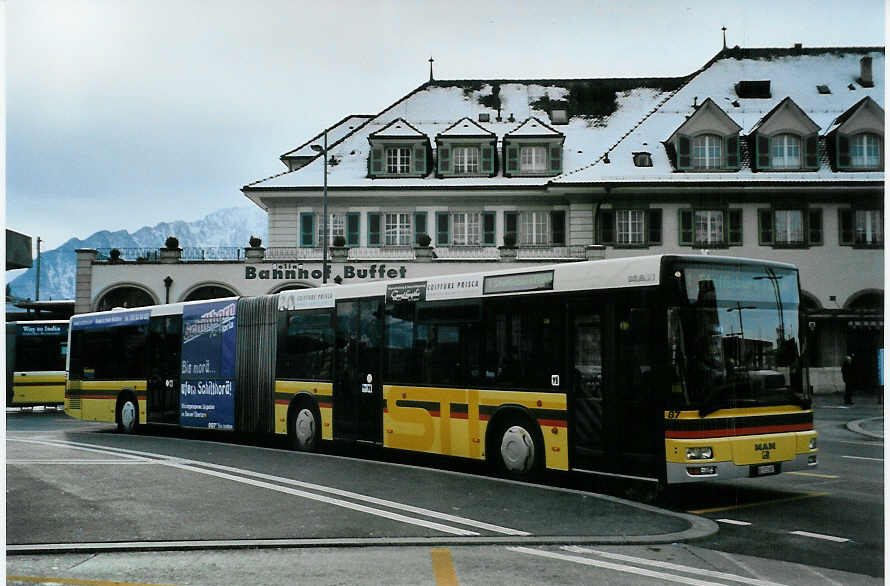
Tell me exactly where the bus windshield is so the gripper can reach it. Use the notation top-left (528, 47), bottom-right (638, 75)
top-left (668, 262), bottom-right (806, 414)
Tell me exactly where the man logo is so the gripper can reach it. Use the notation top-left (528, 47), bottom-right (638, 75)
top-left (754, 441), bottom-right (776, 451)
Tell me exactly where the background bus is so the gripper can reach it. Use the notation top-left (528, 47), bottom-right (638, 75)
top-left (6, 320), bottom-right (69, 408)
top-left (65, 255), bottom-right (817, 486)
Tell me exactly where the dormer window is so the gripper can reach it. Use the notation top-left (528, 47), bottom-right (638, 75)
top-left (750, 98), bottom-right (821, 172)
top-left (503, 118), bottom-right (564, 178)
top-left (692, 134), bottom-right (724, 169)
top-left (771, 134), bottom-right (801, 168)
top-left (520, 146), bottom-right (548, 172)
top-left (435, 118), bottom-right (496, 178)
top-left (452, 146), bottom-right (481, 174)
top-left (386, 146), bottom-right (412, 174)
top-left (668, 98), bottom-right (741, 172)
top-left (851, 133), bottom-right (881, 168)
top-left (828, 97), bottom-right (884, 171)
top-left (367, 118), bottom-right (431, 178)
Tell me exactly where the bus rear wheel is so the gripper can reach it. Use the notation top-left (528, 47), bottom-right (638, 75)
top-left (288, 404), bottom-right (320, 451)
top-left (116, 396), bottom-right (139, 434)
top-left (490, 416), bottom-right (543, 481)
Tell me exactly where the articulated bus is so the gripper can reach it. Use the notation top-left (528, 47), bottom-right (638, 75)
top-left (6, 320), bottom-right (70, 408)
top-left (65, 255), bottom-right (817, 485)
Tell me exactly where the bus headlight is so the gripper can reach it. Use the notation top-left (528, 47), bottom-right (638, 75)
top-left (686, 446), bottom-right (713, 460)
top-left (809, 437), bottom-right (817, 450)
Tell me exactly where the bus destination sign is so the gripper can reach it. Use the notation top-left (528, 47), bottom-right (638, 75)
top-left (483, 270), bottom-right (554, 295)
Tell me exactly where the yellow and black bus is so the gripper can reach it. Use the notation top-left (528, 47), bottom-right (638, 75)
top-left (6, 320), bottom-right (69, 408)
top-left (66, 255), bottom-right (817, 485)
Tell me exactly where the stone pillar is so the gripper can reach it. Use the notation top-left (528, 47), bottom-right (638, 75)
top-left (414, 246), bottom-right (434, 263)
top-left (244, 247), bottom-right (266, 263)
top-left (159, 247), bottom-right (182, 263)
top-left (74, 249), bottom-right (98, 314)
top-left (586, 245), bottom-right (606, 260)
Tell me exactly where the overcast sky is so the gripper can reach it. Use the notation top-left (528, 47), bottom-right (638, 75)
top-left (5, 0), bottom-right (886, 252)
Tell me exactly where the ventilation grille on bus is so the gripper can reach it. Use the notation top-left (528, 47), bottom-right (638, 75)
top-left (68, 397), bottom-right (81, 410)
top-left (234, 295), bottom-right (278, 434)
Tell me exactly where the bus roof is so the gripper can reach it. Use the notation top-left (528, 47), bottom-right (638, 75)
top-left (69, 255), bottom-right (798, 320)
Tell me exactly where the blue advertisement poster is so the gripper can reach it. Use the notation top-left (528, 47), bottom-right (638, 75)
top-left (180, 300), bottom-right (237, 429)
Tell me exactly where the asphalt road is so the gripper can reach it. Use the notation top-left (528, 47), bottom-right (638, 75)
top-left (5, 394), bottom-right (884, 585)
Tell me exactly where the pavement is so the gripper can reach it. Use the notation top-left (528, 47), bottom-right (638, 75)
top-left (814, 389), bottom-right (884, 439)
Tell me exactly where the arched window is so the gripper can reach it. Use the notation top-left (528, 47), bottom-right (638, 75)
top-left (183, 285), bottom-right (237, 302)
top-left (851, 133), bottom-right (881, 169)
top-left (692, 134), bottom-right (723, 169)
top-left (771, 134), bottom-right (801, 168)
top-left (96, 286), bottom-right (154, 312)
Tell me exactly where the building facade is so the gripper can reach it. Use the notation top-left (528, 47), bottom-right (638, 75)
top-left (74, 45), bottom-right (884, 392)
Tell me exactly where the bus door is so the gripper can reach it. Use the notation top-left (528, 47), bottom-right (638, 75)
top-left (568, 302), bottom-right (608, 471)
top-left (146, 315), bottom-right (182, 424)
top-left (334, 298), bottom-right (382, 443)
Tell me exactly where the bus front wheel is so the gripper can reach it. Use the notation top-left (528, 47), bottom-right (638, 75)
top-left (116, 396), bottom-right (139, 434)
top-left (288, 403), bottom-right (320, 451)
top-left (490, 416), bottom-right (543, 481)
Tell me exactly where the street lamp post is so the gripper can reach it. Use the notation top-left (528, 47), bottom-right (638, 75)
top-left (310, 130), bottom-right (329, 284)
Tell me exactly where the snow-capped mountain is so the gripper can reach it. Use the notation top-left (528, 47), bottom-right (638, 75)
top-left (8, 206), bottom-right (267, 301)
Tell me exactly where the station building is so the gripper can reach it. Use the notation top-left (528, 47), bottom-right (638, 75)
top-left (74, 44), bottom-right (885, 391)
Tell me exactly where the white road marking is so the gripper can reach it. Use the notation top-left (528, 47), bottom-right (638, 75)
top-left (561, 546), bottom-right (786, 586)
top-left (841, 455), bottom-right (883, 462)
top-left (716, 518), bottom-right (752, 526)
top-left (511, 546), bottom-right (752, 585)
top-left (833, 439), bottom-right (883, 447)
top-left (8, 437), bottom-right (527, 537)
top-left (789, 530), bottom-right (850, 543)
top-left (7, 459), bottom-right (156, 465)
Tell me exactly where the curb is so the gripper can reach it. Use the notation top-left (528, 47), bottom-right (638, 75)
top-left (846, 417), bottom-right (884, 440)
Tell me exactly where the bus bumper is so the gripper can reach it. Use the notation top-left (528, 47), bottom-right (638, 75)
top-left (665, 432), bottom-right (818, 484)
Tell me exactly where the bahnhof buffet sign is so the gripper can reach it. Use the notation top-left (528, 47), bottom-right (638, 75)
top-left (245, 263), bottom-right (409, 282)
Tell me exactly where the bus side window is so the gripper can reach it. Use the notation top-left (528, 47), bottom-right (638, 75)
top-left (617, 306), bottom-right (652, 399)
top-left (573, 313), bottom-right (602, 399)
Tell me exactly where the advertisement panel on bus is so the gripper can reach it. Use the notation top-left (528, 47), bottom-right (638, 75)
top-left (180, 300), bottom-right (237, 429)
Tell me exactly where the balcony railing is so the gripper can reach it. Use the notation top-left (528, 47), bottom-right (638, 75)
top-left (517, 245), bottom-right (588, 260)
top-left (95, 247), bottom-right (244, 261)
top-left (94, 244), bottom-right (596, 263)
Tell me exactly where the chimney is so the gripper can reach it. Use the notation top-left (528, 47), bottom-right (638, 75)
top-left (859, 56), bottom-right (874, 87)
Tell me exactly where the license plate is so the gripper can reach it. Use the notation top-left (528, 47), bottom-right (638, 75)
top-left (753, 464), bottom-right (777, 476)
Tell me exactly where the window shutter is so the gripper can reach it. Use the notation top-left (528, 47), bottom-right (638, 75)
top-left (677, 135), bottom-right (691, 169)
top-left (414, 212), bottom-right (427, 244)
top-left (367, 213), bottom-right (381, 246)
top-left (550, 211), bottom-right (566, 245)
top-left (481, 144), bottom-right (494, 175)
top-left (838, 209), bottom-right (854, 245)
top-left (726, 135), bottom-right (740, 169)
top-left (647, 209), bottom-right (662, 245)
top-left (506, 144), bottom-right (519, 174)
top-left (436, 212), bottom-right (450, 246)
top-left (300, 213), bottom-right (315, 247)
top-left (550, 145), bottom-right (562, 173)
top-left (679, 210), bottom-right (693, 246)
top-left (756, 134), bottom-right (771, 170)
top-left (805, 134), bottom-right (819, 169)
top-left (346, 212), bottom-right (360, 246)
top-left (808, 209), bottom-right (823, 245)
top-left (371, 147), bottom-right (383, 175)
top-left (599, 209), bottom-right (615, 245)
top-left (837, 134), bottom-right (851, 169)
top-left (728, 209), bottom-right (743, 245)
top-left (414, 145), bottom-right (426, 174)
top-left (438, 144), bottom-right (451, 174)
top-left (483, 212), bottom-right (496, 245)
top-left (758, 209), bottom-right (773, 245)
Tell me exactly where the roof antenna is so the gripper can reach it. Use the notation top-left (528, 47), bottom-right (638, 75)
top-left (722, 26), bottom-right (727, 50)
top-left (429, 57), bottom-right (434, 82)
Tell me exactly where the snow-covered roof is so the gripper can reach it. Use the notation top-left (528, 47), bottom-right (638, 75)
top-left (437, 117), bottom-right (495, 138)
top-left (556, 46), bottom-right (884, 185)
top-left (280, 115), bottom-right (373, 160)
top-left (369, 118), bottom-right (428, 139)
top-left (245, 46), bottom-right (884, 192)
top-left (505, 117), bottom-right (564, 138)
